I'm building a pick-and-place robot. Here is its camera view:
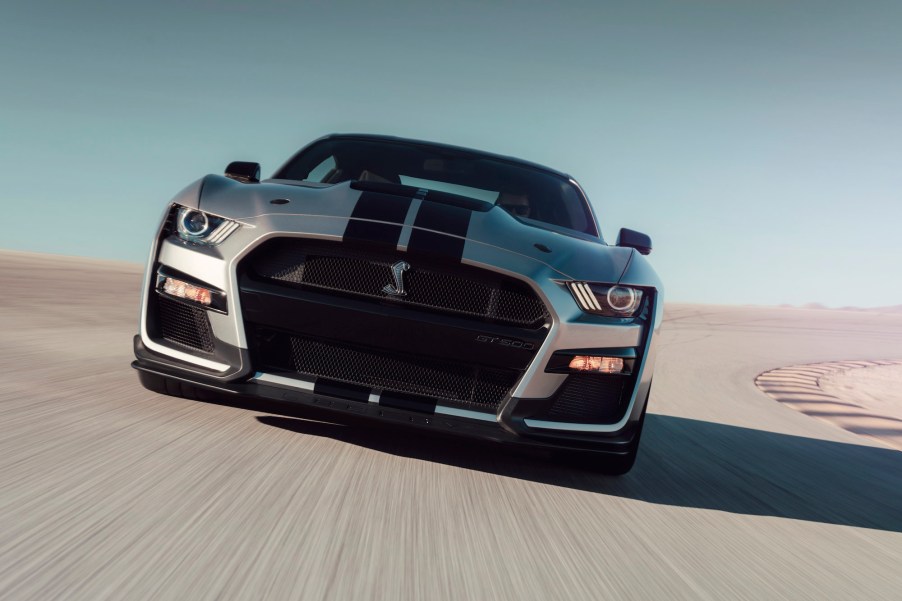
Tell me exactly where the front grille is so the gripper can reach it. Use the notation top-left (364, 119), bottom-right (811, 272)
top-left (248, 240), bottom-right (549, 327)
top-left (536, 375), bottom-right (629, 424)
top-left (157, 295), bottom-right (214, 352)
top-left (252, 330), bottom-right (518, 409)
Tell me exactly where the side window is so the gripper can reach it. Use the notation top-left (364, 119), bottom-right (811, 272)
top-left (305, 155), bottom-right (337, 183)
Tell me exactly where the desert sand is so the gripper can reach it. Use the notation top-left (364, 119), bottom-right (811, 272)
top-left (820, 363), bottom-right (902, 421)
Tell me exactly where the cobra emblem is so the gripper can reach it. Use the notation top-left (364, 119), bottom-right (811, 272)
top-left (382, 261), bottom-right (410, 297)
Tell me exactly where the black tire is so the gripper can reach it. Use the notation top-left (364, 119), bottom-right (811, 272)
top-left (137, 370), bottom-right (209, 401)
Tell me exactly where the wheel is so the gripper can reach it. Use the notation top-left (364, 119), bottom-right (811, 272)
top-left (137, 370), bottom-right (209, 401)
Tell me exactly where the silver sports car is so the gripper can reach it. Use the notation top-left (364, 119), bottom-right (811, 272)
top-left (133, 134), bottom-right (663, 474)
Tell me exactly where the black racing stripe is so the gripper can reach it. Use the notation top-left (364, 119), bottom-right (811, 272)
top-left (343, 220), bottom-right (404, 248)
top-left (351, 191), bottom-right (412, 222)
top-left (313, 378), bottom-right (371, 403)
top-left (413, 200), bottom-right (472, 236)
top-left (343, 192), bottom-right (412, 248)
top-left (407, 201), bottom-right (472, 260)
top-left (350, 181), bottom-right (492, 211)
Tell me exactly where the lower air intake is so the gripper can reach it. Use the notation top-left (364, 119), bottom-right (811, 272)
top-left (537, 375), bottom-right (629, 424)
top-left (157, 295), bottom-right (215, 353)
top-left (255, 331), bottom-right (518, 410)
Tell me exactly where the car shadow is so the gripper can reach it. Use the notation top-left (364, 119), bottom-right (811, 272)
top-left (250, 409), bottom-right (902, 533)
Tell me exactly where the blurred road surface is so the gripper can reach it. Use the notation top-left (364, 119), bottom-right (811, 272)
top-left (1, 250), bottom-right (901, 600)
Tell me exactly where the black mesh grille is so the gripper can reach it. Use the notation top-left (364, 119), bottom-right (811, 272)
top-left (539, 375), bottom-right (628, 424)
top-left (249, 240), bottom-right (548, 327)
top-left (255, 331), bottom-right (518, 409)
top-left (157, 295), bottom-right (215, 352)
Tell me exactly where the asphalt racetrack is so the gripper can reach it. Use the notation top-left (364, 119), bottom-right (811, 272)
top-left (2, 250), bottom-right (901, 600)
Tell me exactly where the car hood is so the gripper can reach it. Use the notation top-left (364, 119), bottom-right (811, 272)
top-left (179, 175), bottom-right (635, 283)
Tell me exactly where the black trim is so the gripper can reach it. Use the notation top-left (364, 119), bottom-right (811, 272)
top-left (379, 391), bottom-right (438, 414)
top-left (314, 379), bottom-right (370, 403)
top-left (225, 161), bottom-right (261, 184)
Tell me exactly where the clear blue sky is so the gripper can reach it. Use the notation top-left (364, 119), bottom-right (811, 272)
top-left (2, 0), bottom-right (900, 307)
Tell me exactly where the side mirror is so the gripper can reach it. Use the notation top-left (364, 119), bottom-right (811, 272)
top-left (616, 228), bottom-right (652, 255)
top-left (225, 161), bottom-right (261, 183)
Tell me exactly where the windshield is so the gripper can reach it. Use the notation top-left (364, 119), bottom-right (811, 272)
top-left (273, 137), bottom-right (598, 237)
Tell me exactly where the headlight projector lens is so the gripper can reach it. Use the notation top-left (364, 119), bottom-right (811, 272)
top-left (606, 286), bottom-right (640, 313)
top-left (179, 210), bottom-right (210, 237)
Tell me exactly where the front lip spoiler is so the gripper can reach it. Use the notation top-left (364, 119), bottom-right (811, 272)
top-left (130, 360), bottom-right (640, 455)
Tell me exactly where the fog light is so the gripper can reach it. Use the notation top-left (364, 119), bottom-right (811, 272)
top-left (162, 277), bottom-right (212, 306)
top-left (568, 355), bottom-right (624, 373)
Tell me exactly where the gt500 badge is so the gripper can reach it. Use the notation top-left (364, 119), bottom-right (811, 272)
top-left (475, 335), bottom-right (534, 350)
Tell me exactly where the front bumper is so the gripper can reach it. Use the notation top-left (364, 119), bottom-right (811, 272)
top-left (132, 335), bottom-right (646, 455)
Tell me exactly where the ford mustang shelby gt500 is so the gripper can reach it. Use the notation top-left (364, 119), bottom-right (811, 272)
top-left (133, 134), bottom-right (662, 474)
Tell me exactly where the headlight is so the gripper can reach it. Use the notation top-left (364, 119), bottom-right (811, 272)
top-left (567, 282), bottom-right (644, 317)
top-left (175, 207), bottom-right (240, 245)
